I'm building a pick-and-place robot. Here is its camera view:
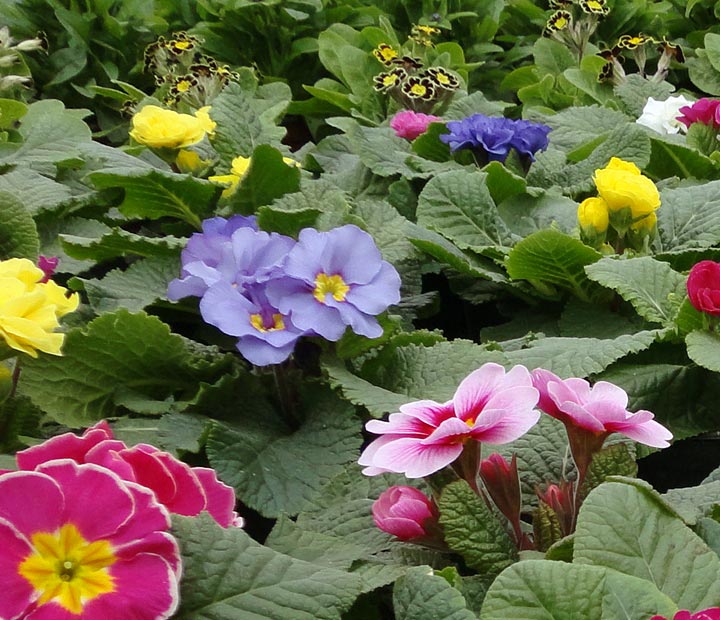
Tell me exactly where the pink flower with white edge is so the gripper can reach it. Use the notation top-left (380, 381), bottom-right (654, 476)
top-left (0, 460), bottom-right (180, 619)
top-left (372, 486), bottom-right (438, 541)
top-left (652, 609), bottom-right (720, 620)
top-left (531, 369), bottom-right (673, 449)
top-left (16, 421), bottom-right (242, 528)
top-left (359, 363), bottom-right (540, 478)
top-left (390, 109), bottom-right (441, 140)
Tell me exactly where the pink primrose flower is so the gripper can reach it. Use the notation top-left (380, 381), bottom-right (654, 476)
top-left (37, 256), bottom-right (59, 283)
top-left (676, 98), bottom-right (720, 128)
top-left (390, 109), bottom-right (441, 140)
top-left (531, 369), bottom-right (673, 449)
top-left (652, 609), bottom-right (720, 620)
top-left (16, 421), bottom-right (241, 528)
top-left (0, 460), bottom-right (180, 619)
top-left (372, 486), bottom-right (439, 541)
top-left (359, 363), bottom-right (540, 478)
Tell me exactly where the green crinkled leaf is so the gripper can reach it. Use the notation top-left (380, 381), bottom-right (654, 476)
top-left (613, 76), bottom-right (675, 118)
top-left (480, 560), bottom-right (676, 620)
top-left (584, 257), bottom-right (687, 325)
top-left (656, 181), bottom-right (720, 252)
top-left (0, 99), bottom-right (92, 167)
top-left (111, 413), bottom-right (209, 456)
top-left (210, 78), bottom-right (291, 167)
top-left (416, 169), bottom-right (515, 252)
top-left (582, 443), bottom-right (638, 498)
top-left (19, 310), bottom-right (232, 426)
top-left (173, 514), bottom-right (362, 620)
top-left (558, 299), bottom-right (641, 339)
top-left (75, 255), bottom-right (180, 314)
top-left (504, 330), bottom-right (660, 379)
top-left (574, 481), bottom-right (720, 610)
top-left (393, 566), bottom-right (476, 620)
top-left (497, 189), bottom-right (577, 237)
top-left (206, 388), bottom-right (361, 517)
top-left (0, 98), bottom-right (27, 129)
top-left (439, 481), bottom-right (518, 575)
top-left (646, 136), bottom-right (717, 181)
top-left (61, 225), bottom-right (186, 261)
top-left (89, 168), bottom-right (218, 228)
top-left (686, 330), bottom-right (720, 372)
top-left (353, 199), bottom-right (421, 266)
top-left (526, 124), bottom-right (651, 194)
top-left (529, 106), bottom-right (630, 153)
top-left (662, 481), bottom-right (720, 526)
top-left (0, 190), bottom-right (39, 259)
top-left (688, 52), bottom-right (720, 97)
top-left (445, 90), bottom-right (511, 119)
top-left (0, 168), bottom-right (75, 216)
top-left (505, 229), bottom-right (602, 302)
top-left (599, 363), bottom-right (720, 440)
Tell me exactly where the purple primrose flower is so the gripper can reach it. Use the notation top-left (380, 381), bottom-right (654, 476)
top-left (265, 225), bottom-right (401, 341)
top-left (439, 114), bottom-right (551, 163)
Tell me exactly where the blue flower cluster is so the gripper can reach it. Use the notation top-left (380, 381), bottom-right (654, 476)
top-left (168, 217), bottom-right (401, 366)
top-left (439, 114), bottom-right (552, 162)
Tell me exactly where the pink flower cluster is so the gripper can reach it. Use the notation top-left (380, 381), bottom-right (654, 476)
top-left (652, 609), bottom-right (720, 620)
top-left (390, 109), bottom-right (441, 140)
top-left (677, 98), bottom-right (720, 128)
top-left (0, 422), bottom-right (239, 619)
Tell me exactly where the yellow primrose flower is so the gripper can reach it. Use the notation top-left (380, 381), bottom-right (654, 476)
top-left (175, 149), bottom-right (210, 174)
top-left (194, 106), bottom-right (216, 135)
top-left (129, 105), bottom-right (211, 149)
top-left (593, 157), bottom-right (660, 218)
top-left (0, 258), bottom-right (79, 358)
top-left (630, 211), bottom-right (657, 231)
top-left (230, 155), bottom-right (252, 177)
top-left (208, 173), bottom-right (242, 198)
top-left (578, 197), bottom-right (609, 233)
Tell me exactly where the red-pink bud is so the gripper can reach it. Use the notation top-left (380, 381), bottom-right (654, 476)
top-left (537, 481), bottom-right (575, 536)
top-left (37, 255), bottom-right (59, 283)
top-left (687, 260), bottom-right (720, 317)
top-left (677, 98), bottom-right (720, 128)
top-left (372, 486), bottom-right (438, 541)
top-left (479, 453), bottom-right (521, 525)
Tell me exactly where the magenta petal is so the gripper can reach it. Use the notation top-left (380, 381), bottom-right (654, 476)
top-left (110, 482), bottom-right (171, 548)
top-left (82, 553), bottom-right (179, 620)
top-left (114, 531), bottom-right (181, 577)
top-left (85, 441), bottom-right (137, 481)
top-left (556, 401), bottom-right (607, 433)
top-left (16, 425), bottom-right (112, 470)
top-left (35, 461), bottom-right (134, 541)
top-left (0, 471), bottom-right (64, 539)
top-left (117, 448), bottom-right (177, 507)
top-left (152, 452), bottom-right (207, 517)
top-left (193, 468), bottom-right (236, 527)
top-left (0, 518), bottom-right (36, 620)
top-left (24, 603), bottom-right (77, 620)
top-left (398, 400), bottom-right (454, 426)
top-left (371, 437), bottom-right (463, 478)
top-left (421, 417), bottom-right (472, 444)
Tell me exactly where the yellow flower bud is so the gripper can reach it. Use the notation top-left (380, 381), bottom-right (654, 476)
top-left (578, 197), bottom-right (609, 233)
top-left (630, 211), bottom-right (657, 231)
top-left (593, 157), bottom-right (660, 219)
top-left (129, 105), bottom-right (211, 149)
top-left (175, 149), bottom-right (210, 174)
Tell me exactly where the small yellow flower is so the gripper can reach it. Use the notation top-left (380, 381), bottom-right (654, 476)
top-left (129, 105), bottom-right (212, 149)
top-left (578, 197), bottom-right (609, 233)
top-left (372, 44), bottom-right (398, 66)
top-left (593, 157), bottom-right (660, 219)
top-left (0, 258), bottom-right (79, 358)
top-left (175, 149), bottom-right (210, 174)
top-left (630, 211), bottom-right (657, 231)
top-left (209, 155), bottom-right (252, 198)
top-left (230, 155), bottom-right (251, 177)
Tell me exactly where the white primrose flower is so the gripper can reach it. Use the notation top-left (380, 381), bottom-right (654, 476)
top-left (636, 95), bottom-right (694, 135)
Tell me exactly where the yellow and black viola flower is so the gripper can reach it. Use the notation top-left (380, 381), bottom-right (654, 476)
top-left (424, 67), bottom-right (460, 91)
top-left (373, 68), bottom-right (408, 92)
top-left (372, 43), bottom-right (399, 66)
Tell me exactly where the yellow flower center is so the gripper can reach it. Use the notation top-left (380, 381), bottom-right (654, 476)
top-left (18, 524), bottom-right (116, 614)
top-left (586, 0), bottom-right (603, 9)
top-left (313, 273), bottom-right (350, 304)
top-left (173, 40), bottom-right (191, 50)
top-left (383, 74), bottom-right (398, 87)
top-left (250, 313), bottom-right (286, 333)
top-left (410, 83), bottom-right (427, 96)
top-left (176, 79), bottom-right (192, 93)
top-left (465, 418), bottom-right (475, 427)
top-left (555, 16), bottom-right (568, 28)
top-left (436, 72), bottom-right (451, 84)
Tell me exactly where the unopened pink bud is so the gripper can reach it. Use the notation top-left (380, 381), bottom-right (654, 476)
top-left (372, 486), bottom-right (438, 541)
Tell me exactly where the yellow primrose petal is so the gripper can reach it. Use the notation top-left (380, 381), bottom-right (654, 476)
top-left (230, 155), bottom-right (252, 177)
top-left (578, 196), bottom-right (609, 233)
top-left (208, 173), bottom-right (241, 198)
top-left (41, 281), bottom-right (80, 317)
top-left (0, 317), bottom-right (64, 357)
top-left (175, 149), bottom-right (210, 174)
top-left (129, 105), bottom-right (209, 149)
top-left (631, 211), bottom-right (657, 231)
top-left (594, 166), bottom-right (660, 218)
top-left (603, 157), bottom-right (641, 175)
top-left (0, 258), bottom-right (43, 289)
top-left (195, 106), bottom-right (216, 135)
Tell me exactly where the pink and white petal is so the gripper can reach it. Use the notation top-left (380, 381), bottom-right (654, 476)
top-left (117, 448), bottom-right (177, 506)
top-left (420, 417), bottom-right (472, 445)
top-left (586, 381), bottom-right (629, 410)
top-left (365, 412), bottom-right (435, 437)
top-left (35, 461), bottom-right (134, 541)
top-left (23, 603), bottom-right (77, 620)
top-left (607, 415), bottom-right (673, 448)
top-left (152, 453), bottom-right (206, 517)
top-left (556, 402), bottom-right (607, 433)
top-left (114, 531), bottom-right (181, 577)
top-left (371, 437), bottom-right (463, 478)
top-left (358, 435), bottom-right (399, 470)
top-left (110, 482), bottom-right (170, 547)
top-left (500, 365), bottom-right (534, 389)
top-left (83, 554), bottom-right (179, 620)
top-left (16, 425), bottom-right (112, 470)
top-left (0, 471), bottom-right (64, 539)
top-left (399, 400), bottom-right (455, 426)
top-left (481, 386), bottom-right (539, 418)
top-left (0, 517), bottom-right (36, 620)
top-left (193, 468), bottom-right (237, 527)
top-left (453, 363), bottom-right (507, 420)
top-left (531, 368), bottom-right (563, 416)
top-left (470, 407), bottom-right (541, 444)
top-left (547, 379), bottom-right (591, 410)
top-left (381, 517), bottom-right (426, 539)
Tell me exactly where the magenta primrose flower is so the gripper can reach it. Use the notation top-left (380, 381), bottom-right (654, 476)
top-left (372, 486), bottom-right (439, 541)
top-left (0, 460), bottom-right (180, 619)
top-left (359, 363), bottom-right (540, 478)
top-left (390, 110), bottom-right (441, 140)
top-left (16, 421), bottom-right (241, 528)
top-left (676, 98), bottom-right (720, 128)
top-left (652, 609), bottom-right (720, 620)
top-left (531, 369), bottom-right (673, 449)
top-left (265, 225), bottom-right (401, 341)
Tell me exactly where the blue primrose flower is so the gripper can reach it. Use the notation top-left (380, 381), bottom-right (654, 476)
top-left (168, 219), bottom-right (402, 366)
top-left (265, 225), bottom-right (402, 342)
top-left (439, 113), bottom-right (551, 163)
